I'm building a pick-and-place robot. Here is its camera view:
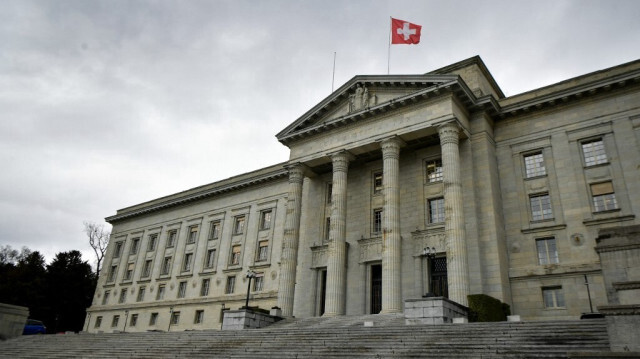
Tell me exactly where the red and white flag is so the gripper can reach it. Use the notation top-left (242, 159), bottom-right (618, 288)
top-left (391, 18), bottom-right (422, 45)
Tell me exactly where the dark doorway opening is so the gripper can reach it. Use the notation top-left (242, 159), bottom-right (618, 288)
top-left (371, 264), bottom-right (382, 314)
top-left (319, 269), bottom-right (327, 316)
top-left (430, 257), bottom-right (448, 298)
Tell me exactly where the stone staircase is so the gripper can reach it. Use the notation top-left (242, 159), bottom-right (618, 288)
top-left (0, 315), bottom-right (613, 358)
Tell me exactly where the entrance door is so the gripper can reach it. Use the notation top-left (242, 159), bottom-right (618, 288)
top-left (430, 257), bottom-right (448, 298)
top-left (370, 264), bottom-right (382, 314)
top-left (318, 269), bottom-right (327, 316)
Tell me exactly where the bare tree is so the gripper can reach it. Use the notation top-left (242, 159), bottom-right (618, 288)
top-left (83, 221), bottom-right (110, 275)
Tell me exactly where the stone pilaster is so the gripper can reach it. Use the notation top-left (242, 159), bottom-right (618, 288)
top-left (381, 137), bottom-right (403, 313)
top-left (324, 151), bottom-right (352, 317)
top-left (276, 163), bottom-right (305, 317)
top-left (438, 122), bottom-right (470, 306)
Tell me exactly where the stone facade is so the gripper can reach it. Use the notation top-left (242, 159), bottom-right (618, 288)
top-left (86, 56), bottom-right (640, 333)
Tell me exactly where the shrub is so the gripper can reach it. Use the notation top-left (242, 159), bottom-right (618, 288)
top-left (467, 294), bottom-right (509, 322)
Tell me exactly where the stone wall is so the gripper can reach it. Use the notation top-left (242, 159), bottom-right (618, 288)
top-left (0, 303), bottom-right (28, 340)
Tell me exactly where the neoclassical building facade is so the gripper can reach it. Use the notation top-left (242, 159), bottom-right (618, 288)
top-left (86, 56), bottom-right (640, 332)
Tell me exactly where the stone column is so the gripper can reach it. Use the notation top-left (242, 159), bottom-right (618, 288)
top-left (276, 163), bottom-right (305, 317)
top-left (324, 151), bottom-right (352, 317)
top-left (438, 122), bottom-right (470, 306)
top-left (381, 137), bottom-right (403, 313)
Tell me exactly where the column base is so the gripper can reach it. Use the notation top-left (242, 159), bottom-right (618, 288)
top-left (379, 308), bottom-right (402, 314)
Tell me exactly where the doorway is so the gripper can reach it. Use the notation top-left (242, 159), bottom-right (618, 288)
top-left (430, 256), bottom-right (448, 298)
top-left (318, 269), bottom-right (327, 316)
top-left (370, 264), bottom-right (382, 314)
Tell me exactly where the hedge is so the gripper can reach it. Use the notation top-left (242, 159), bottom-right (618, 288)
top-left (467, 294), bottom-right (511, 322)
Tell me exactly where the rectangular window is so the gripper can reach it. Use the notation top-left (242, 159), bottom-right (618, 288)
top-left (170, 311), bottom-right (180, 325)
top-left (234, 216), bottom-right (246, 235)
top-left (147, 234), bottom-right (158, 251)
top-left (177, 281), bottom-right (187, 298)
top-left (118, 289), bottom-right (127, 303)
top-left (194, 310), bottom-right (204, 324)
top-left (187, 226), bottom-right (198, 244)
top-left (130, 314), bottom-right (138, 327)
top-left (102, 290), bottom-right (110, 305)
top-left (94, 316), bottom-right (102, 328)
top-left (142, 260), bottom-right (152, 278)
top-left (253, 273), bottom-right (264, 292)
top-left (166, 230), bottom-right (177, 248)
top-left (107, 265), bottom-right (118, 282)
top-left (257, 241), bottom-right (269, 262)
top-left (114, 241), bottom-right (123, 258)
top-left (426, 159), bottom-right (443, 182)
top-left (209, 221), bottom-right (221, 240)
top-left (325, 217), bottom-right (331, 242)
top-left (582, 138), bottom-right (607, 166)
top-left (136, 286), bottom-right (146, 302)
top-left (225, 276), bottom-right (236, 294)
top-left (536, 237), bottom-right (559, 265)
top-left (326, 183), bottom-right (333, 204)
top-left (373, 208), bottom-right (383, 234)
top-left (205, 249), bottom-right (216, 269)
top-left (149, 313), bottom-right (158, 326)
top-left (542, 286), bottom-right (565, 308)
top-left (200, 278), bottom-right (210, 296)
top-left (231, 245), bottom-right (241, 266)
top-left (591, 181), bottom-right (618, 212)
top-left (373, 172), bottom-right (383, 194)
top-left (524, 152), bottom-right (546, 178)
top-left (260, 210), bottom-right (272, 230)
top-left (156, 284), bottom-right (165, 300)
top-left (123, 262), bottom-right (134, 281)
top-left (161, 256), bottom-right (172, 275)
top-left (182, 253), bottom-right (193, 272)
top-left (428, 197), bottom-right (445, 224)
top-left (111, 315), bottom-right (119, 328)
top-left (129, 237), bottom-right (140, 255)
top-left (530, 194), bottom-right (553, 221)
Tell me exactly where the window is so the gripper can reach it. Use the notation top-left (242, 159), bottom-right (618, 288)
top-left (200, 278), bottom-right (210, 296)
top-left (130, 237), bottom-right (140, 255)
top-left (94, 316), bottom-right (102, 328)
top-left (177, 281), bottom-right (187, 298)
top-left (428, 197), bottom-right (445, 224)
top-left (325, 218), bottom-right (331, 242)
top-left (234, 216), bottom-right (246, 235)
top-left (542, 286), bottom-right (565, 308)
top-left (373, 208), bottom-right (383, 234)
top-left (524, 152), bottom-right (546, 178)
top-left (170, 311), bottom-right (180, 325)
top-left (225, 276), bottom-right (236, 294)
top-left (118, 289), bottom-right (127, 303)
top-left (111, 315), bottom-right (119, 328)
top-left (260, 210), bottom-right (272, 230)
top-left (257, 241), bottom-right (269, 262)
top-left (161, 256), bottom-right (172, 275)
top-left (147, 234), bottom-right (158, 251)
top-left (591, 182), bottom-right (618, 212)
top-left (530, 194), bottom-right (553, 221)
top-left (426, 159), bottom-right (443, 182)
top-left (107, 265), bottom-right (118, 282)
top-left (102, 290), bottom-right (110, 305)
top-left (205, 249), bottom-right (216, 269)
top-left (373, 172), bottom-right (383, 194)
top-left (149, 313), bottom-right (158, 326)
top-left (326, 183), bottom-right (333, 203)
top-left (209, 221), bottom-right (221, 240)
top-left (187, 226), bottom-right (198, 244)
top-left (194, 310), bottom-right (204, 324)
top-left (230, 245), bottom-right (241, 266)
top-left (582, 138), bottom-right (607, 166)
top-left (123, 262), bottom-right (134, 281)
top-left (182, 253), bottom-right (193, 272)
top-left (253, 273), bottom-right (264, 292)
top-left (114, 241), bottom-right (123, 258)
top-left (136, 286), bottom-right (146, 302)
top-left (142, 260), bottom-right (152, 278)
top-left (156, 284), bottom-right (165, 300)
top-left (166, 230), bottom-right (177, 247)
top-left (536, 237), bottom-right (559, 265)
top-left (130, 314), bottom-right (138, 327)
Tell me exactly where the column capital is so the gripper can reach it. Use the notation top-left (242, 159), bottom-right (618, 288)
top-left (438, 122), bottom-right (460, 145)
top-left (379, 136), bottom-right (406, 153)
top-left (328, 150), bottom-right (355, 172)
top-left (284, 162), bottom-right (313, 183)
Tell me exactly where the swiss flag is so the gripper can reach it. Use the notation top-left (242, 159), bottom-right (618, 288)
top-left (391, 18), bottom-right (422, 45)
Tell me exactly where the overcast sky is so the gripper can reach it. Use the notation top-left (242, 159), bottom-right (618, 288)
top-left (2, 0), bottom-right (640, 266)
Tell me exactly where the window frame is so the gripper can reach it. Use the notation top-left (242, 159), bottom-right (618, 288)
top-left (427, 197), bottom-right (445, 224)
top-left (177, 281), bottom-right (187, 298)
top-left (102, 290), bottom-right (110, 305)
top-left (581, 138), bottom-right (608, 167)
top-left (524, 151), bottom-right (546, 178)
top-left (200, 278), bottom-right (210, 296)
top-left (225, 276), bottom-right (236, 294)
top-left (205, 249), bottom-right (216, 269)
top-left (156, 284), bottom-right (166, 300)
top-left (253, 273), bottom-right (264, 292)
top-left (149, 313), bottom-right (158, 326)
top-left (208, 221), bottom-right (221, 240)
top-left (535, 237), bottom-right (559, 265)
top-left (136, 286), bottom-right (146, 302)
top-left (111, 315), bottom-right (120, 328)
top-left (257, 241), bottom-right (269, 262)
top-left (123, 262), bottom-right (134, 281)
top-left (187, 226), bottom-right (198, 244)
top-left (372, 208), bottom-right (383, 234)
top-left (118, 288), bottom-right (127, 304)
top-left (170, 311), bottom-right (180, 325)
top-left (141, 259), bottom-right (152, 278)
top-left (194, 310), bottom-right (204, 324)
top-left (113, 241), bottom-right (124, 258)
top-left (590, 181), bottom-right (619, 212)
top-left (259, 210), bottom-right (272, 230)
top-left (147, 234), bottom-right (158, 251)
top-left (129, 237), bottom-right (140, 255)
top-left (233, 216), bottom-right (246, 235)
top-left (529, 193), bottom-right (553, 221)
top-left (542, 286), bottom-right (565, 308)
top-left (161, 256), bottom-right (172, 275)
top-left (230, 245), bottom-right (241, 266)
top-left (425, 158), bottom-right (443, 183)
top-left (94, 316), bottom-right (102, 328)
top-left (182, 253), bottom-right (193, 272)
top-left (373, 171), bottom-right (383, 194)
top-left (130, 314), bottom-right (138, 327)
top-left (166, 230), bottom-right (177, 248)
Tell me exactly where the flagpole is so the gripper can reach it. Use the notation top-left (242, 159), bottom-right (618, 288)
top-left (332, 52), bottom-right (336, 93)
top-left (387, 17), bottom-right (392, 74)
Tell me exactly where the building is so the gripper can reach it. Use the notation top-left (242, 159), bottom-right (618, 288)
top-left (85, 56), bottom-right (640, 333)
